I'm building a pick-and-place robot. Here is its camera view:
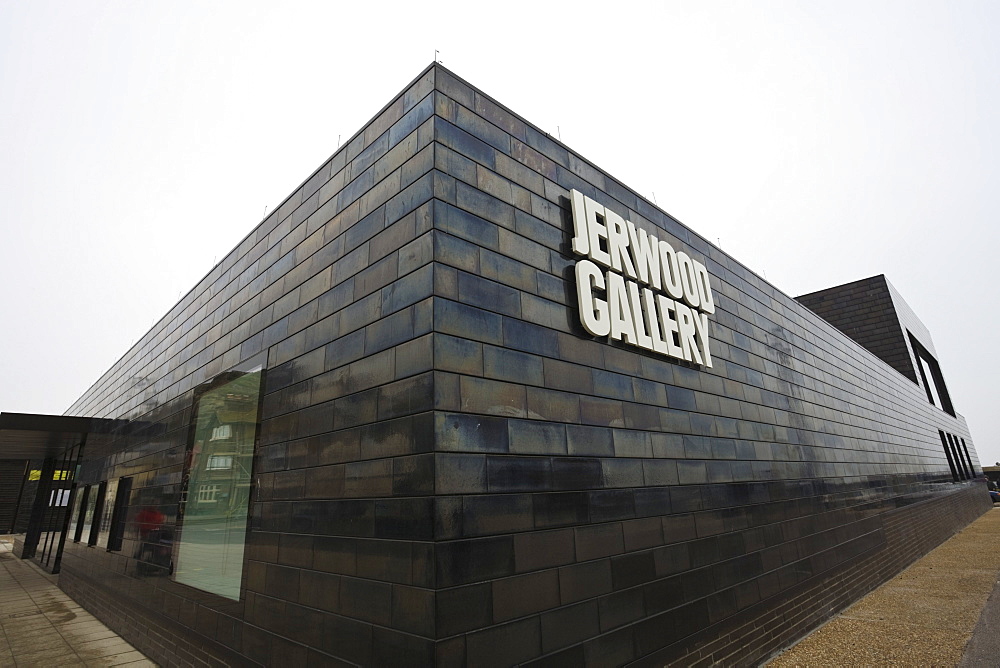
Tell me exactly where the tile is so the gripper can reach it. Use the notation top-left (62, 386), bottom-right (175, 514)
top-left (10, 644), bottom-right (79, 664)
top-left (540, 600), bottom-right (600, 654)
top-left (99, 651), bottom-right (154, 667)
top-left (463, 493), bottom-right (533, 535)
top-left (74, 637), bottom-right (138, 659)
top-left (465, 617), bottom-right (541, 668)
top-left (492, 570), bottom-right (559, 622)
top-left (508, 420), bottom-right (567, 456)
top-left (513, 529), bottom-right (575, 573)
top-left (436, 583), bottom-right (492, 637)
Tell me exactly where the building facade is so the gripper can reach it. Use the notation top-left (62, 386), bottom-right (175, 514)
top-left (10, 63), bottom-right (986, 666)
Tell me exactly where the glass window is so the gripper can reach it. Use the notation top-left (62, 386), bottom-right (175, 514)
top-left (173, 366), bottom-right (263, 600)
top-left (908, 331), bottom-right (956, 417)
top-left (49, 489), bottom-right (71, 506)
top-left (918, 357), bottom-right (942, 407)
top-left (86, 481), bottom-right (107, 546)
top-left (134, 490), bottom-right (173, 576)
top-left (961, 438), bottom-right (976, 477)
top-left (95, 479), bottom-right (119, 548)
top-left (95, 477), bottom-right (134, 552)
top-left (68, 486), bottom-right (87, 543)
top-left (944, 433), bottom-right (967, 480)
top-left (940, 430), bottom-right (959, 482)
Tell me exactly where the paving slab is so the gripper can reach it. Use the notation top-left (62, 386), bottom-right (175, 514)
top-left (0, 535), bottom-right (156, 668)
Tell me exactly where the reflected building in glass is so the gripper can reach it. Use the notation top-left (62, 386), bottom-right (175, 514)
top-left (3, 63), bottom-right (986, 667)
top-left (173, 365), bottom-right (262, 600)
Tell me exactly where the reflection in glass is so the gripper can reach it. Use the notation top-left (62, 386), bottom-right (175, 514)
top-left (133, 487), bottom-right (174, 576)
top-left (80, 484), bottom-right (99, 544)
top-left (919, 357), bottom-right (942, 407)
top-left (174, 367), bottom-right (262, 600)
top-left (49, 489), bottom-right (71, 506)
top-left (106, 477), bottom-right (132, 551)
top-left (96, 479), bottom-right (118, 548)
top-left (67, 487), bottom-right (86, 542)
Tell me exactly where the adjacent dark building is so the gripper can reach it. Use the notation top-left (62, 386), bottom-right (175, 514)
top-left (0, 63), bottom-right (986, 667)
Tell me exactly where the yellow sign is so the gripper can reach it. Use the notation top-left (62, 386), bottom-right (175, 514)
top-left (27, 470), bottom-right (70, 481)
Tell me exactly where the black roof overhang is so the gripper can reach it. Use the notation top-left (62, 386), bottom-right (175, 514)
top-left (0, 412), bottom-right (113, 460)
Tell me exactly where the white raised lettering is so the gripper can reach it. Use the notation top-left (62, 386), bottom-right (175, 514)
top-left (627, 221), bottom-right (661, 290)
top-left (570, 189), bottom-right (590, 257)
top-left (607, 272), bottom-right (637, 343)
top-left (605, 208), bottom-right (637, 279)
top-left (584, 197), bottom-right (612, 268)
top-left (676, 302), bottom-right (703, 364)
top-left (658, 241), bottom-right (685, 300)
top-left (569, 190), bottom-right (714, 366)
top-left (657, 294), bottom-right (685, 359)
top-left (643, 288), bottom-right (668, 355)
top-left (628, 281), bottom-right (654, 351)
top-left (575, 260), bottom-right (610, 337)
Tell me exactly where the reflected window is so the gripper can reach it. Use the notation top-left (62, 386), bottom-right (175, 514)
top-left (106, 477), bottom-right (132, 552)
top-left (134, 490), bottom-right (173, 576)
top-left (197, 484), bottom-right (220, 502)
top-left (68, 486), bottom-right (88, 543)
top-left (173, 365), bottom-right (263, 600)
top-left (96, 479), bottom-right (118, 548)
top-left (87, 481), bottom-right (107, 546)
top-left (206, 455), bottom-right (233, 470)
top-left (49, 489), bottom-right (70, 506)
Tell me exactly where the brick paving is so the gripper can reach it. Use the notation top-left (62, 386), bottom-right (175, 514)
top-left (0, 536), bottom-right (155, 668)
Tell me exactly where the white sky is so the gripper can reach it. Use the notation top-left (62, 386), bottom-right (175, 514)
top-left (2, 1), bottom-right (998, 466)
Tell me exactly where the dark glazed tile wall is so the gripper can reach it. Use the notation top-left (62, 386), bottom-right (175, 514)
top-left (60, 65), bottom-right (442, 667)
top-left (422, 66), bottom-right (985, 667)
top-left (795, 275), bottom-right (917, 383)
top-left (54, 62), bottom-right (987, 668)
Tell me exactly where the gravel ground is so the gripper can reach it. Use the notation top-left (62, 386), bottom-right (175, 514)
top-left (767, 505), bottom-right (1000, 667)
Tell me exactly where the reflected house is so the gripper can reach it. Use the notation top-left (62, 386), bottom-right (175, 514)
top-left (185, 372), bottom-right (260, 519)
top-left (174, 368), bottom-right (262, 600)
top-left (0, 63), bottom-right (988, 667)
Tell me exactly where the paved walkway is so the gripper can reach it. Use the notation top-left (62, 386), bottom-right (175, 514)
top-left (0, 536), bottom-right (155, 668)
top-left (768, 505), bottom-right (1000, 666)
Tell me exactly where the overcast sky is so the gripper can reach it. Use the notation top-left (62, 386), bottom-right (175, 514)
top-left (2, 1), bottom-right (998, 465)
